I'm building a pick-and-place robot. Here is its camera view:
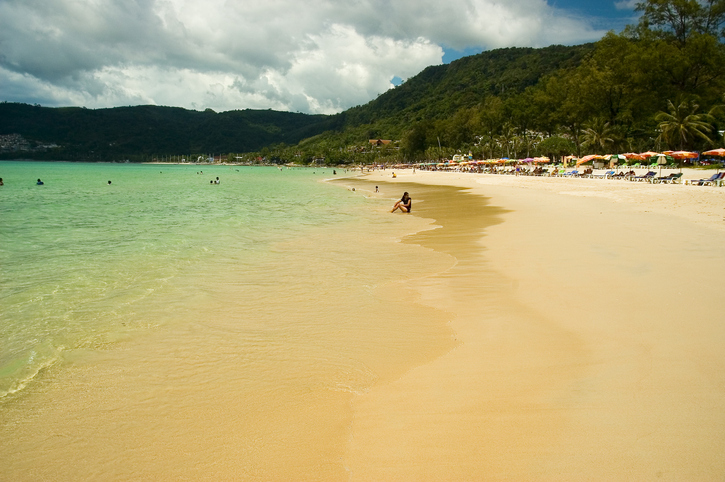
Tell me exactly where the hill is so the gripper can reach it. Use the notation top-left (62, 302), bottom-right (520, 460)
top-left (0, 44), bottom-right (595, 161)
top-left (0, 103), bottom-right (334, 160)
top-left (339, 44), bottom-right (595, 137)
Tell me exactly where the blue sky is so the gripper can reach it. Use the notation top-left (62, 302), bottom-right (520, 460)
top-left (0, 0), bottom-right (640, 114)
top-left (441, 0), bottom-right (638, 63)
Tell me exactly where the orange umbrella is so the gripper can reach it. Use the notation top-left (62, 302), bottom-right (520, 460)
top-left (669, 151), bottom-right (698, 159)
top-left (640, 151), bottom-right (661, 157)
top-left (702, 148), bottom-right (725, 156)
top-left (623, 152), bottom-right (646, 160)
top-left (576, 154), bottom-right (606, 166)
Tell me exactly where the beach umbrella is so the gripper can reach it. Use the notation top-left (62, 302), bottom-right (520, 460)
top-left (607, 154), bottom-right (626, 168)
top-left (640, 151), bottom-right (661, 158)
top-left (669, 151), bottom-right (698, 159)
top-left (702, 149), bottom-right (725, 172)
top-left (576, 154), bottom-right (606, 166)
top-left (563, 155), bottom-right (577, 167)
top-left (521, 157), bottom-right (535, 163)
top-left (656, 154), bottom-right (668, 175)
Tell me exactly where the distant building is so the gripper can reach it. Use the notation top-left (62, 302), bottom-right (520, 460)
top-left (369, 139), bottom-right (392, 147)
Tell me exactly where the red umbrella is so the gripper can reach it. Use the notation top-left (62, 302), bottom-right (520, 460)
top-left (702, 148), bottom-right (725, 156)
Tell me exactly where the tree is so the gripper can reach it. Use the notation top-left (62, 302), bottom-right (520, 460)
top-left (497, 123), bottom-right (517, 158)
top-left (401, 122), bottom-right (430, 160)
top-left (655, 98), bottom-right (714, 149)
top-left (536, 136), bottom-right (575, 162)
top-left (634, 0), bottom-right (725, 98)
top-left (636, 0), bottom-right (725, 46)
top-left (582, 118), bottom-right (616, 153)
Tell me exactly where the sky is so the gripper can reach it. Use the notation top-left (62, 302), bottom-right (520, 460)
top-left (0, 0), bottom-right (639, 115)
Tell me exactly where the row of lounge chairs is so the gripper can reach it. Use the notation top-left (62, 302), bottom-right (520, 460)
top-left (684, 172), bottom-right (725, 186)
top-left (483, 167), bottom-right (724, 186)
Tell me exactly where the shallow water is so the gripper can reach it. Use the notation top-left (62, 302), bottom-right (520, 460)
top-left (0, 162), bottom-right (370, 397)
top-left (0, 162), bottom-right (462, 479)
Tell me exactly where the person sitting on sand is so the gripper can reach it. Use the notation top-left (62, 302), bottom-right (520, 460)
top-left (391, 192), bottom-right (411, 213)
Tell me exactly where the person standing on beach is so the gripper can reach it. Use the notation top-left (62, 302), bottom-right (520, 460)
top-left (391, 192), bottom-right (411, 213)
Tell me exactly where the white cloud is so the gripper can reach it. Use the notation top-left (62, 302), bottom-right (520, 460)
top-left (0, 0), bottom-right (610, 114)
top-left (614, 0), bottom-right (639, 10)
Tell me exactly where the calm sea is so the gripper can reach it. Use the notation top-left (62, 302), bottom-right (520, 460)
top-left (0, 161), bottom-right (458, 479)
top-left (0, 161), bottom-right (371, 398)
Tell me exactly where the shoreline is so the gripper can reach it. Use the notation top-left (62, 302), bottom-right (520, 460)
top-left (2, 163), bottom-right (723, 479)
top-left (344, 169), bottom-right (725, 479)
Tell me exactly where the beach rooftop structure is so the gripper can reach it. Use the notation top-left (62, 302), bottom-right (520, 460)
top-left (369, 139), bottom-right (392, 146)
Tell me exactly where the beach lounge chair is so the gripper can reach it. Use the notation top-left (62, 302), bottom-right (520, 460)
top-left (592, 170), bottom-right (615, 179)
top-left (653, 172), bottom-right (683, 184)
top-left (685, 172), bottom-right (724, 186)
top-left (632, 171), bottom-right (656, 182)
top-left (702, 172), bottom-right (725, 186)
top-left (563, 170), bottom-right (579, 177)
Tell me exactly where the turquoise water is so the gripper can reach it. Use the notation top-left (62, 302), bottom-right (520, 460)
top-left (0, 161), bottom-right (365, 398)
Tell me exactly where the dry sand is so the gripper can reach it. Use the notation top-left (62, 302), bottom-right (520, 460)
top-left (345, 169), bottom-right (725, 480)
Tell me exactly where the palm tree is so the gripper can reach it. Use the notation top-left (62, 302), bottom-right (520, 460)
top-left (498, 123), bottom-right (516, 158)
top-left (582, 118), bottom-right (615, 154)
top-left (655, 99), bottom-right (714, 150)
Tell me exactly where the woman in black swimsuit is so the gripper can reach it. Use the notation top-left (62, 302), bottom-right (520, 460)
top-left (391, 192), bottom-right (411, 213)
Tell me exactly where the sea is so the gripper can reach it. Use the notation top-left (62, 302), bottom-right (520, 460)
top-left (0, 160), bottom-right (464, 479)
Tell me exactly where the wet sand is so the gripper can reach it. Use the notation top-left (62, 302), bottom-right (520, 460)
top-left (346, 169), bottom-right (725, 480)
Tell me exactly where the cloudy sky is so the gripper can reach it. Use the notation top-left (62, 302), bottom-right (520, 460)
top-left (0, 0), bottom-right (638, 115)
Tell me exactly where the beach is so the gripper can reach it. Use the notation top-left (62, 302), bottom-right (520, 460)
top-left (1, 162), bottom-right (724, 480)
top-left (343, 168), bottom-right (725, 480)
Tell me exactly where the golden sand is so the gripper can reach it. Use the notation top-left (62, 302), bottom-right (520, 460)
top-left (1, 168), bottom-right (723, 480)
top-left (345, 169), bottom-right (725, 480)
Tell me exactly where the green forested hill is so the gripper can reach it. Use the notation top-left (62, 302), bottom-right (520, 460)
top-left (0, 44), bottom-right (598, 161)
top-left (340, 44), bottom-right (595, 135)
top-left (0, 103), bottom-right (333, 160)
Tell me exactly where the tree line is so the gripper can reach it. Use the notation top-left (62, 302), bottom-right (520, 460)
top-left (257, 0), bottom-right (725, 165)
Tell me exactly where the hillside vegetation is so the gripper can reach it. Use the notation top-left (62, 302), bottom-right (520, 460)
top-left (3, 0), bottom-right (725, 164)
top-left (0, 103), bottom-right (333, 161)
top-left (274, 0), bottom-right (725, 164)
